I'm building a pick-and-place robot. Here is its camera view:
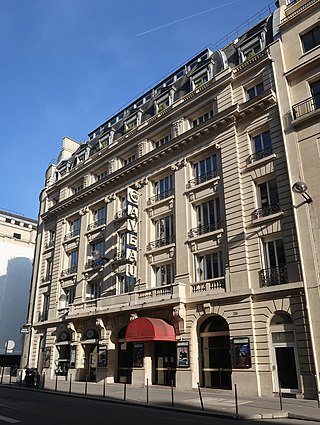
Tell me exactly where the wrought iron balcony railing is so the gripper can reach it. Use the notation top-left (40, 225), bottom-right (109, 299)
top-left (44, 240), bottom-right (55, 250)
top-left (87, 218), bottom-right (105, 231)
top-left (147, 235), bottom-right (175, 250)
top-left (64, 229), bottom-right (80, 240)
top-left (247, 147), bottom-right (273, 163)
top-left (114, 250), bottom-right (126, 261)
top-left (253, 203), bottom-right (280, 219)
top-left (41, 274), bottom-right (52, 283)
top-left (292, 94), bottom-right (320, 119)
top-left (186, 170), bottom-right (218, 189)
top-left (85, 258), bottom-right (104, 269)
top-left (259, 265), bottom-right (288, 287)
top-left (147, 189), bottom-right (174, 205)
top-left (188, 221), bottom-right (222, 238)
top-left (61, 266), bottom-right (77, 276)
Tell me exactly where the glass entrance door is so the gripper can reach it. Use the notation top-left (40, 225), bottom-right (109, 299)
top-left (155, 342), bottom-right (176, 386)
top-left (275, 346), bottom-right (299, 390)
top-left (117, 340), bottom-right (133, 384)
top-left (83, 344), bottom-right (98, 381)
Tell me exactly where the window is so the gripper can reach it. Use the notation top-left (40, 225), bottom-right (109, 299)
top-left (155, 215), bottom-right (174, 241)
top-left (13, 233), bottom-right (21, 239)
top-left (251, 130), bottom-right (272, 160)
top-left (149, 175), bottom-right (174, 203)
top-left (154, 263), bottom-right (174, 286)
top-left (196, 199), bottom-right (221, 227)
top-left (122, 154), bottom-right (136, 166)
top-left (49, 229), bottom-right (56, 244)
top-left (157, 97), bottom-right (170, 113)
top-left (65, 287), bottom-right (75, 305)
top-left (192, 110), bottom-right (214, 127)
top-left (256, 179), bottom-right (279, 217)
top-left (246, 82), bottom-right (264, 100)
top-left (87, 281), bottom-right (102, 300)
top-left (69, 250), bottom-right (78, 270)
top-left (310, 80), bottom-right (320, 110)
top-left (91, 239), bottom-right (105, 258)
top-left (154, 134), bottom-right (171, 149)
top-left (73, 184), bottom-right (84, 194)
top-left (94, 206), bottom-right (106, 226)
top-left (193, 73), bottom-right (208, 89)
top-left (96, 170), bottom-right (108, 181)
top-left (69, 218), bottom-right (80, 237)
top-left (44, 259), bottom-right (53, 280)
top-left (196, 252), bottom-right (223, 281)
top-left (260, 238), bottom-right (287, 286)
top-left (301, 25), bottom-right (320, 53)
top-left (193, 154), bottom-right (218, 182)
top-left (242, 41), bottom-right (261, 61)
top-left (41, 293), bottom-right (49, 321)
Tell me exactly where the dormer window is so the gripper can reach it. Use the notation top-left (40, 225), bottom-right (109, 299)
top-left (157, 97), bottom-right (170, 113)
top-left (124, 112), bottom-right (141, 134)
top-left (239, 36), bottom-right (263, 63)
top-left (193, 73), bottom-right (208, 89)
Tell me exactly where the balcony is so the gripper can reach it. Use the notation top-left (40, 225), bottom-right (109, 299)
top-left (190, 277), bottom-right (226, 295)
top-left (41, 274), bottom-right (52, 283)
top-left (61, 266), bottom-right (77, 276)
top-left (147, 189), bottom-right (174, 205)
top-left (259, 265), bottom-right (288, 287)
top-left (85, 258), bottom-right (104, 269)
top-left (247, 147), bottom-right (273, 164)
top-left (64, 229), bottom-right (80, 240)
top-left (87, 218), bottom-right (105, 231)
top-left (113, 249), bottom-right (126, 261)
top-left (147, 235), bottom-right (175, 250)
top-left (186, 170), bottom-right (218, 189)
top-left (292, 94), bottom-right (320, 119)
top-left (188, 221), bottom-right (222, 238)
top-left (44, 240), bottom-right (55, 250)
top-left (252, 204), bottom-right (280, 220)
top-left (114, 209), bottom-right (130, 221)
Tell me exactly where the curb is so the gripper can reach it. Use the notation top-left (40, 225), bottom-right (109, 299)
top-left (288, 412), bottom-right (320, 423)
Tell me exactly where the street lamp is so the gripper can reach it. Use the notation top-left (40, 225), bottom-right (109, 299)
top-left (292, 181), bottom-right (313, 204)
top-left (92, 250), bottom-right (111, 262)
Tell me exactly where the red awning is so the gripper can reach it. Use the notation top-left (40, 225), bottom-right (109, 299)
top-left (125, 318), bottom-right (176, 342)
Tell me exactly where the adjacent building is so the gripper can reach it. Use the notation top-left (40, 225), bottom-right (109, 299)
top-left (0, 210), bottom-right (37, 366)
top-left (23, 0), bottom-right (320, 399)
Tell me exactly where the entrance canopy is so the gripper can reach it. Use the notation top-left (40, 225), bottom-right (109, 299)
top-left (125, 318), bottom-right (176, 342)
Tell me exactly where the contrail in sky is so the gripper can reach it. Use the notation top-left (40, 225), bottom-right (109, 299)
top-left (136, 1), bottom-right (241, 36)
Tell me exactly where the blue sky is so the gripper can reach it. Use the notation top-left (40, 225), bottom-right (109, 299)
top-left (0, 0), bottom-right (274, 219)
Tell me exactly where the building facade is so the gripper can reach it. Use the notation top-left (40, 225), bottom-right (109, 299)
top-left (0, 210), bottom-right (37, 365)
top-left (23, 0), bottom-right (320, 398)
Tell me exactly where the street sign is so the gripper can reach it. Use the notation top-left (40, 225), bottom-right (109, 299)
top-left (4, 340), bottom-right (15, 354)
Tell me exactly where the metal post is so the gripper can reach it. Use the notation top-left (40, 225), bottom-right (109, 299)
top-left (315, 374), bottom-right (320, 408)
top-left (85, 375), bottom-right (88, 396)
top-left (55, 373), bottom-right (58, 392)
top-left (103, 378), bottom-right (106, 398)
top-left (19, 370), bottom-right (22, 387)
top-left (197, 382), bottom-right (204, 411)
top-left (279, 381), bottom-right (283, 411)
top-left (171, 380), bottom-right (174, 407)
top-left (69, 374), bottom-right (72, 394)
top-left (0, 366), bottom-right (4, 385)
top-left (146, 378), bottom-right (149, 404)
top-left (42, 372), bottom-right (45, 390)
top-left (9, 371), bottom-right (12, 385)
top-left (123, 382), bottom-right (127, 401)
top-left (234, 384), bottom-right (239, 419)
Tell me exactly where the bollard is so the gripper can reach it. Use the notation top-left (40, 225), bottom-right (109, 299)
top-left (234, 384), bottom-right (239, 419)
top-left (279, 381), bottom-right (283, 411)
top-left (85, 375), bottom-right (88, 396)
top-left (0, 367), bottom-right (4, 385)
top-left (103, 378), bottom-right (106, 398)
top-left (42, 372), bottom-right (46, 390)
top-left (123, 382), bottom-right (127, 401)
top-left (69, 374), bottom-right (72, 394)
top-left (19, 370), bottom-right (22, 387)
top-left (315, 375), bottom-right (320, 408)
top-left (55, 373), bottom-right (58, 392)
top-left (146, 378), bottom-right (149, 404)
top-left (197, 382), bottom-right (204, 411)
top-left (171, 380), bottom-right (174, 407)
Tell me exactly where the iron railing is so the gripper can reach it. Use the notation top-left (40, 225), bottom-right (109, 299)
top-left (64, 229), bottom-right (80, 240)
top-left (186, 170), bottom-right (218, 189)
top-left (247, 147), bottom-right (273, 163)
top-left (147, 189), bottom-right (174, 205)
top-left (44, 240), bottom-right (55, 249)
top-left (147, 235), bottom-right (175, 250)
top-left (188, 221), bottom-right (222, 238)
top-left (253, 203), bottom-right (280, 219)
top-left (292, 94), bottom-right (320, 119)
top-left (85, 259), bottom-right (104, 269)
top-left (41, 274), bottom-right (52, 283)
top-left (87, 218), bottom-right (105, 231)
top-left (259, 265), bottom-right (288, 287)
top-left (61, 266), bottom-right (77, 276)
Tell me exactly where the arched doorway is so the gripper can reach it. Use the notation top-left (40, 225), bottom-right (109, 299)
top-left (270, 312), bottom-right (300, 392)
top-left (81, 328), bottom-right (99, 381)
top-left (55, 331), bottom-right (71, 377)
top-left (199, 315), bottom-right (232, 389)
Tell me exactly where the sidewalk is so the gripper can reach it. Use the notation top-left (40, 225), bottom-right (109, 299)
top-left (9, 377), bottom-right (320, 421)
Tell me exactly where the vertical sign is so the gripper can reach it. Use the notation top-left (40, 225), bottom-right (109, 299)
top-left (125, 188), bottom-right (139, 292)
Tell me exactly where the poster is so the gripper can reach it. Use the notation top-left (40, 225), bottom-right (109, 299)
top-left (98, 345), bottom-right (108, 367)
top-left (177, 341), bottom-right (189, 367)
top-left (43, 347), bottom-right (51, 368)
top-left (132, 343), bottom-right (144, 367)
top-left (231, 337), bottom-right (251, 368)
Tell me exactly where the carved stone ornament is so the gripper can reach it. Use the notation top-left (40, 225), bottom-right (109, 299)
top-left (172, 303), bottom-right (186, 334)
top-left (105, 194), bottom-right (116, 204)
top-left (130, 313), bottom-right (138, 321)
top-left (172, 119), bottom-right (184, 137)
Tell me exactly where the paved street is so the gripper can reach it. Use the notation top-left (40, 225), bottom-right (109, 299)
top-left (0, 387), bottom-right (320, 425)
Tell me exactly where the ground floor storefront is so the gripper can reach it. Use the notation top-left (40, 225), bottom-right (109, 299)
top-left (27, 292), bottom-right (318, 399)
